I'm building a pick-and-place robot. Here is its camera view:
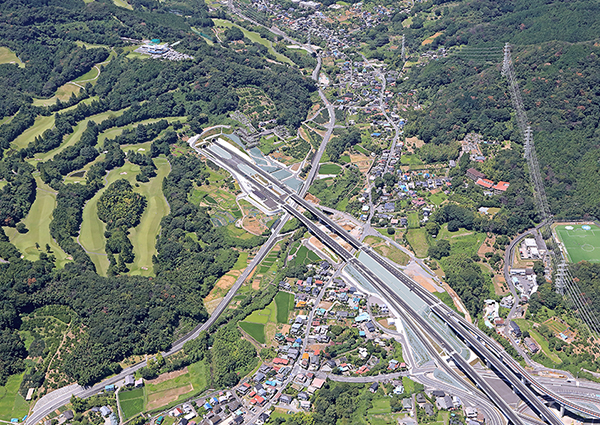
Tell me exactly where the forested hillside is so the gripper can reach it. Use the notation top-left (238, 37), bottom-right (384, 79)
top-left (0, 0), bottom-right (316, 392)
top-left (397, 0), bottom-right (600, 220)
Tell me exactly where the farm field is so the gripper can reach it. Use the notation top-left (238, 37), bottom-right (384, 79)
top-left (428, 191), bottom-right (447, 206)
top-left (213, 19), bottom-right (293, 65)
top-left (406, 228), bottom-right (429, 258)
top-left (11, 115), bottom-right (55, 150)
top-left (274, 291), bottom-right (294, 324)
top-left (119, 387), bottom-right (145, 420)
top-left (365, 236), bottom-right (410, 266)
top-left (319, 163), bottom-right (342, 175)
top-left (368, 398), bottom-right (391, 415)
top-left (0, 373), bottom-right (29, 422)
top-left (555, 224), bottom-right (600, 263)
top-left (258, 249), bottom-right (279, 274)
top-left (438, 225), bottom-right (486, 256)
top-left (529, 329), bottom-right (562, 364)
top-left (400, 154), bottom-right (423, 165)
top-left (144, 360), bottom-right (209, 411)
top-left (0, 46), bottom-right (24, 67)
top-left (189, 184), bottom-right (242, 229)
top-left (3, 177), bottom-right (71, 267)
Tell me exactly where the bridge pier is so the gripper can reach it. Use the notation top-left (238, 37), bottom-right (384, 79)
top-left (560, 405), bottom-right (565, 417)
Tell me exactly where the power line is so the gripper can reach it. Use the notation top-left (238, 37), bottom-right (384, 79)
top-left (502, 43), bottom-right (600, 336)
top-left (401, 34), bottom-right (405, 62)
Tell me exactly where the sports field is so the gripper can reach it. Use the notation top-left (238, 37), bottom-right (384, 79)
top-left (555, 224), bottom-right (600, 263)
top-left (12, 115), bottom-right (55, 150)
top-left (212, 19), bottom-right (293, 65)
top-left (0, 46), bottom-right (24, 68)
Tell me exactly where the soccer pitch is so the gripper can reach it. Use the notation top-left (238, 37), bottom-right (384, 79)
top-left (555, 224), bottom-right (600, 263)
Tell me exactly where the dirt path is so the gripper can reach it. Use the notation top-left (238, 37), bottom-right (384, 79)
top-left (442, 282), bottom-right (472, 323)
top-left (146, 367), bottom-right (188, 385)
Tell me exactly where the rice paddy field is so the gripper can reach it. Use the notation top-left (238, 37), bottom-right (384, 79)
top-left (119, 387), bottom-right (145, 419)
top-left (319, 163), bottom-right (342, 175)
top-left (274, 291), bottom-right (294, 324)
top-left (239, 321), bottom-right (266, 344)
top-left (239, 296), bottom-right (287, 344)
top-left (0, 373), bottom-right (29, 422)
top-left (555, 224), bottom-right (600, 263)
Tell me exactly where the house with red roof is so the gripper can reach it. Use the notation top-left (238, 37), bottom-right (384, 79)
top-left (492, 181), bottom-right (510, 193)
top-left (475, 178), bottom-right (494, 189)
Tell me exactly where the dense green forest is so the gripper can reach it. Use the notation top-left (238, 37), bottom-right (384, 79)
top-left (396, 0), bottom-right (600, 220)
top-left (0, 0), bottom-right (317, 390)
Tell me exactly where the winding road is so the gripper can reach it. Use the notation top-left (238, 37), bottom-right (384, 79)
top-left (25, 24), bottom-right (335, 425)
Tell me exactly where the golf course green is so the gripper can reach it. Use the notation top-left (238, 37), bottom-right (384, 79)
top-left (79, 158), bottom-right (170, 276)
top-left (3, 177), bottom-right (71, 267)
top-left (129, 157), bottom-right (170, 275)
top-left (12, 115), bottom-right (55, 150)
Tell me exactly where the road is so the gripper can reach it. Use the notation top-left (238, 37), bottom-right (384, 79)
top-left (501, 221), bottom-right (570, 377)
top-left (360, 53), bottom-right (400, 171)
top-left (25, 224), bottom-right (288, 425)
top-left (27, 46), bottom-right (332, 425)
top-left (302, 59), bottom-right (336, 197)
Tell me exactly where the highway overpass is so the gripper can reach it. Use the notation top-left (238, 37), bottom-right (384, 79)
top-left (197, 137), bottom-right (600, 424)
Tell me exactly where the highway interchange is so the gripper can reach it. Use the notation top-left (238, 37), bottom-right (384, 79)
top-left (196, 134), bottom-right (600, 425)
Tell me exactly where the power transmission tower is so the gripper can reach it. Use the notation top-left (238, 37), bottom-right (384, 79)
top-left (502, 43), bottom-right (600, 336)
